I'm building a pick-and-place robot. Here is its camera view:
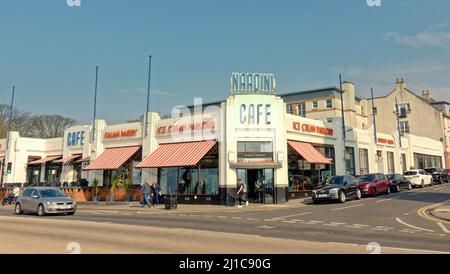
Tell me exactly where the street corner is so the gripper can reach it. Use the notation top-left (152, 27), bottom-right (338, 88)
top-left (417, 201), bottom-right (450, 224)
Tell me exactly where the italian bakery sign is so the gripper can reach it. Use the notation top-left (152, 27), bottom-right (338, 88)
top-left (231, 72), bottom-right (276, 94)
top-left (104, 129), bottom-right (139, 139)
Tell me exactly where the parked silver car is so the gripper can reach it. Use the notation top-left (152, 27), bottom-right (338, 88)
top-left (15, 187), bottom-right (77, 216)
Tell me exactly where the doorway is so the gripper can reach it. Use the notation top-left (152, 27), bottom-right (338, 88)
top-left (237, 169), bottom-right (274, 204)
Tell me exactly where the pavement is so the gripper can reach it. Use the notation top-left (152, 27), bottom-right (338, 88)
top-left (2, 183), bottom-right (450, 253)
top-left (429, 202), bottom-right (450, 222)
top-left (76, 198), bottom-right (311, 213)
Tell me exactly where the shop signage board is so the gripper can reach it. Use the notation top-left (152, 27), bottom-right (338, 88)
top-left (291, 121), bottom-right (334, 137)
top-left (377, 137), bottom-right (395, 146)
top-left (67, 131), bottom-right (85, 147)
top-left (104, 129), bottom-right (139, 139)
top-left (231, 72), bottom-right (276, 94)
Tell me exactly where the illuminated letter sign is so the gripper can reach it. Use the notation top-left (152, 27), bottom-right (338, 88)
top-left (67, 131), bottom-right (85, 146)
top-left (231, 72), bottom-right (276, 94)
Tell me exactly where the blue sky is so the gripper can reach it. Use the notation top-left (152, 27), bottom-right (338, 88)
top-left (1, 0), bottom-right (450, 124)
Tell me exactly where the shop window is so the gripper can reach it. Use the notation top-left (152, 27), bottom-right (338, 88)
top-left (297, 102), bottom-right (306, 117)
top-left (287, 104), bottom-right (293, 114)
top-left (359, 148), bottom-right (369, 175)
top-left (326, 100), bottom-right (333, 109)
top-left (402, 154), bottom-right (407, 172)
top-left (237, 141), bottom-right (273, 160)
top-left (159, 167), bottom-right (219, 195)
top-left (414, 153), bottom-right (442, 169)
top-left (400, 121), bottom-right (410, 134)
top-left (397, 103), bottom-right (411, 118)
top-left (387, 151), bottom-right (395, 174)
top-left (344, 147), bottom-right (355, 176)
top-left (288, 145), bottom-right (335, 192)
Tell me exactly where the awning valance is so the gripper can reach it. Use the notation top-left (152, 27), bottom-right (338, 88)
top-left (75, 157), bottom-right (90, 163)
top-left (84, 146), bottom-right (141, 170)
top-left (28, 155), bottom-right (62, 165)
top-left (137, 140), bottom-right (217, 168)
top-left (288, 141), bottom-right (332, 165)
top-left (54, 154), bottom-right (82, 164)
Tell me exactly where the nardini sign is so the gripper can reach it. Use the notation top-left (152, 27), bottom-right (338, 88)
top-left (231, 72), bottom-right (276, 94)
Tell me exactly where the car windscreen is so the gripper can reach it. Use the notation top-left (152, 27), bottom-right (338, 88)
top-left (424, 169), bottom-right (435, 173)
top-left (404, 171), bottom-right (417, 176)
top-left (38, 189), bottom-right (67, 198)
top-left (387, 174), bottom-right (396, 180)
top-left (357, 175), bottom-right (373, 182)
top-left (325, 177), bottom-right (344, 186)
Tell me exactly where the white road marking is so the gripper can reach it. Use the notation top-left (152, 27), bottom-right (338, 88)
top-left (257, 225), bottom-right (276, 229)
top-left (282, 220), bottom-right (298, 224)
top-left (331, 204), bottom-right (365, 211)
top-left (353, 224), bottom-right (370, 227)
top-left (407, 192), bottom-right (424, 196)
top-left (264, 219), bottom-right (277, 222)
top-left (323, 224), bottom-right (339, 227)
top-left (231, 217), bottom-right (243, 220)
top-left (271, 212), bottom-right (312, 220)
top-left (203, 215), bottom-right (214, 218)
top-left (217, 216), bottom-right (227, 219)
top-left (307, 220), bottom-right (325, 224)
top-left (376, 196), bottom-right (400, 203)
top-left (426, 233), bottom-right (446, 237)
top-left (345, 225), bottom-right (363, 229)
top-left (437, 222), bottom-right (450, 234)
top-left (376, 226), bottom-right (395, 230)
top-left (329, 222), bottom-right (346, 225)
top-left (399, 230), bottom-right (416, 234)
top-left (247, 218), bottom-right (258, 221)
top-left (396, 217), bottom-right (435, 232)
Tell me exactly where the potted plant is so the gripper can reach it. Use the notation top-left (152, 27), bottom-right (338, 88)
top-left (123, 178), bottom-right (135, 202)
top-left (91, 178), bottom-right (101, 202)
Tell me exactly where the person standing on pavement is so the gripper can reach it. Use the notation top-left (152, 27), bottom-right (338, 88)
top-left (236, 179), bottom-right (248, 208)
top-left (151, 182), bottom-right (161, 208)
top-left (12, 187), bottom-right (20, 205)
top-left (141, 181), bottom-right (151, 208)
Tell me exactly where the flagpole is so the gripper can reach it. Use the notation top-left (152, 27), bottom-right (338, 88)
top-left (145, 55), bottom-right (152, 137)
top-left (92, 66), bottom-right (99, 142)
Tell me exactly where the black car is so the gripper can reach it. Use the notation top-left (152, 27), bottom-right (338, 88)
top-left (424, 168), bottom-right (449, 184)
top-left (312, 176), bottom-right (361, 204)
top-left (386, 174), bottom-right (412, 192)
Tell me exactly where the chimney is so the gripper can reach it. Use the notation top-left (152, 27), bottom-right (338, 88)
top-left (421, 90), bottom-right (433, 102)
top-left (396, 77), bottom-right (406, 91)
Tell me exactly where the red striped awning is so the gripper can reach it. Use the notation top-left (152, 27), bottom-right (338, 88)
top-left (54, 154), bottom-right (82, 164)
top-left (137, 140), bottom-right (217, 168)
top-left (28, 155), bottom-right (62, 165)
top-left (288, 141), bottom-right (332, 165)
top-left (84, 146), bottom-right (141, 170)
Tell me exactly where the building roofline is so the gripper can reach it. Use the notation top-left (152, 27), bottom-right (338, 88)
top-left (279, 86), bottom-right (341, 97)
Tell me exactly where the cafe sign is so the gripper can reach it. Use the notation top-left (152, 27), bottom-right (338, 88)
top-left (231, 72), bottom-right (276, 94)
top-left (377, 137), bottom-right (395, 146)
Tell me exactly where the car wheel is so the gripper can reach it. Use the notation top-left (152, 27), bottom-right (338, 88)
top-left (386, 186), bottom-right (391, 194)
top-left (430, 179), bottom-right (434, 186)
top-left (356, 189), bottom-right (362, 200)
top-left (408, 183), bottom-right (412, 191)
top-left (339, 191), bottom-right (346, 203)
top-left (396, 185), bottom-right (400, 192)
top-left (14, 203), bottom-right (23, 215)
top-left (37, 204), bottom-right (45, 217)
top-left (440, 178), bottom-right (444, 185)
top-left (421, 180), bottom-right (425, 188)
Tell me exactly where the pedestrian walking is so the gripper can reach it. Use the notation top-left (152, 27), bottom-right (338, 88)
top-left (236, 179), bottom-right (248, 208)
top-left (141, 181), bottom-right (151, 208)
top-left (12, 187), bottom-right (20, 205)
top-left (151, 182), bottom-right (161, 208)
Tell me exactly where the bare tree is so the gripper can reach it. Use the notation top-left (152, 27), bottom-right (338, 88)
top-left (28, 114), bottom-right (77, 138)
top-left (0, 104), bottom-right (32, 138)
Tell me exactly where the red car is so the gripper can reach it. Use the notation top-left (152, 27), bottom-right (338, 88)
top-left (357, 173), bottom-right (391, 196)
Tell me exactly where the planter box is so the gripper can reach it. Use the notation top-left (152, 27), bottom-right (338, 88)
top-left (92, 195), bottom-right (101, 202)
top-left (106, 195), bottom-right (116, 202)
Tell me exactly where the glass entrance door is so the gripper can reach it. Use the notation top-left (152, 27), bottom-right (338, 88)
top-left (236, 169), bottom-right (274, 204)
